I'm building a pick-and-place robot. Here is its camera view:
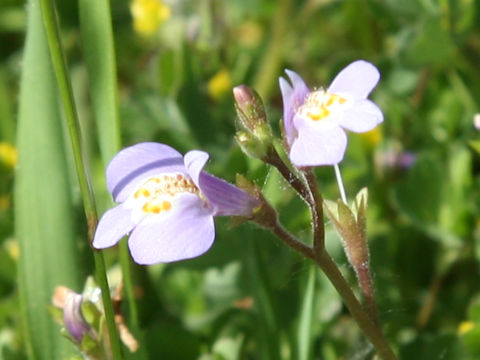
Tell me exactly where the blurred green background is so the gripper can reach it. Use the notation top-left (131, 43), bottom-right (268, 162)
top-left (1, 0), bottom-right (480, 359)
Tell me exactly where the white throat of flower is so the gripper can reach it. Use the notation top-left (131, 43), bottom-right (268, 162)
top-left (124, 172), bottom-right (204, 223)
top-left (297, 88), bottom-right (351, 123)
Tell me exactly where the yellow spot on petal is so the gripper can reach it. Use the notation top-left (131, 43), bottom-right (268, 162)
top-left (208, 68), bottom-right (232, 100)
top-left (143, 202), bottom-right (161, 214)
top-left (134, 188), bottom-right (151, 198)
top-left (458, 321), bottom-right (475, 335)
top-left (162, 201), bottom-right (172, 211)
top-left (131, 173), bottom-right (203, 218)
top-left (298, 90), bottom-right (348, 122)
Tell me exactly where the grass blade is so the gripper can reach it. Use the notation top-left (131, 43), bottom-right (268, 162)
top-left (78, 0), bottom-right (120, 163)
top-left (297, 265), bottom-right (316, 360)
top-left (15, 2), bottom-right (80, 358)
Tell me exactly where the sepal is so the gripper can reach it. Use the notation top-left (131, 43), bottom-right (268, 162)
top-left (323, 188), bottom-right (369, 269)
top-left (233, 85), bottom-right (274, 160)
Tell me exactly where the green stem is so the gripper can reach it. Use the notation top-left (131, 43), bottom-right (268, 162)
top-left (356, 262), bottom-right (381, 327)
top-left (263, 219), bottom-right (396, 359)
top-left (38, 1), bottom-right (123, 358)
top-left (333, 164), bottom-right (348, 204)
top-left (304, 170), bottom-right (325, 254)
top-left (119, 240), bottom-right (139, 330)
top-left (264, 148), bottom-right (311, 202)
top-left (315, 250), bottom-right (395, 360)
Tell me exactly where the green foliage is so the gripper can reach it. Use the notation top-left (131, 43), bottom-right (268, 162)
top-left (1, 0), bottom-right (479, 358)
top-left (14, 1), bottom-right (80, 358)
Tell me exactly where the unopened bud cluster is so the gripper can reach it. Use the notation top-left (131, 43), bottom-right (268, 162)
top-left (233, 85), bottom-right (273, 159)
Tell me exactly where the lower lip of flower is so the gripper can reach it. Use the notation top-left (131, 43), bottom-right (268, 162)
top-left (297, 89), bottom-right (348, 122)
top-left (127, 173), bottom-right (202, 217)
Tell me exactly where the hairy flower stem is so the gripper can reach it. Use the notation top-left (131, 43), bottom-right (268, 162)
top-left (264, 151), bottom-right (326, 254)
top-left (265, 219), bottom-right (396, 359)
top-left (264, 149), bottom-right (312, 203)
top-left (304, 170), bottom-right (325, 253)
top-left (357, 263), bottom-right (381, 327)
top-left (38, 0), bottom-right (123, 358)
top-left (314, 250), bottom-right (396, 360)
top-left (258, 155), bottom-right (394, 358)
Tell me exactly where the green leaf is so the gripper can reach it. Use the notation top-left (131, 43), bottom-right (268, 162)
top-left (469, 140), bottom-right (480, 155)
top-left (15, 1), bottom-right (80, 358)
top-left (296, 265), bottom-right (316, 360)
top-left (78, 0), bottom-right (120, 165)
top-left (406, 16), bottom-right (455, 66)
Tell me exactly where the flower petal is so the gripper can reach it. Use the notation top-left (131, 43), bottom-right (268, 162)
top-left (328, 60), bottom-right (380, 100)
top-left (93, 205), bottom-right (136, 249)
top-left (199, 172), bottom-right (259, 216)
top-left (63, 292), bottom-right (89, 343)
top-left (279, 70), bottom-right (310, 146)
top-left (339, 99), bottom-right (384, 133)
top-left (184, 150), bottom-right (209, 186)
top-left (127, 194), bottom-right (215, 264)
top-left (184, 150), bottom-right (259, 216)
top-left (290, 124), bottom-right (347, 166)
top-left (107, 142), bottom-right (185, 202)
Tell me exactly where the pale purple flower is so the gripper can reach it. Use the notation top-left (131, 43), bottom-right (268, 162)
top-left (93, 143), bottom-right (258, 265)
top-left (379, 150), bottom-right (416, 170)
top-left (279, 60), bottom-right (384, 166)
top-left (63, 291), bottom-right (90, 343)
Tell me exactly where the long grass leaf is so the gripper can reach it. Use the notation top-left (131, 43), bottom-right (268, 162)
top-left (15, 2), bottom-right (80, 358)
top-left (78, 0), bottom-right (120, 163)
top-left (38, 0), bottom-right (124, 357)
top-left (78, 2), bottom-right (146, 358)
top-left (297, 265), bottom-right (316, 360)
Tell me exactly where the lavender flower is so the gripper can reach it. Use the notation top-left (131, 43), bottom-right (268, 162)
top-left (64, 291), bottom-right (90, 343)
top-left (93, 143), bottom-right (259, 264)
top-left (279, 60), bottom-right (384, 166)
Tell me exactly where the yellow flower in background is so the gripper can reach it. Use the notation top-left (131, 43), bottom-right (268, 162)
top-left (458, 321), bottom-right (475, 335)
top-left (0, 142), bottom-right (17, 169)
top-left (0, 195), bottom-right (10, 211)
top-left (207, 68), bottom-right (232, 100)
top-left (130, 0), bottom-right (171, 36)
top-left (236, 20), bottom-right (264, 49)
top-left (359, 126), bottom-right (382, 149)
top-left (4, 238), bottom-right (19, 261)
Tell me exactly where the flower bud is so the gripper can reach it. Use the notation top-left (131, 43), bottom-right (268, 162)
top-left (233, 85), bottom-right (266, 130)
top-left (64, 291), bottom-right (90, 343)
top-left (233, 85), bottom-right (273, 159)
top-left (52, 286), bottom-right (92, 344)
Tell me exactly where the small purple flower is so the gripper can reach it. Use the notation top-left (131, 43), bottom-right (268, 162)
top-left (93, 142), bottom-right (259, 264)
top-left (63, 291), bottom-right (90, 343)
top-left (279, 60), bottom-right (384, 166)
top-left (377, 149), bottom-right (416, 171)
